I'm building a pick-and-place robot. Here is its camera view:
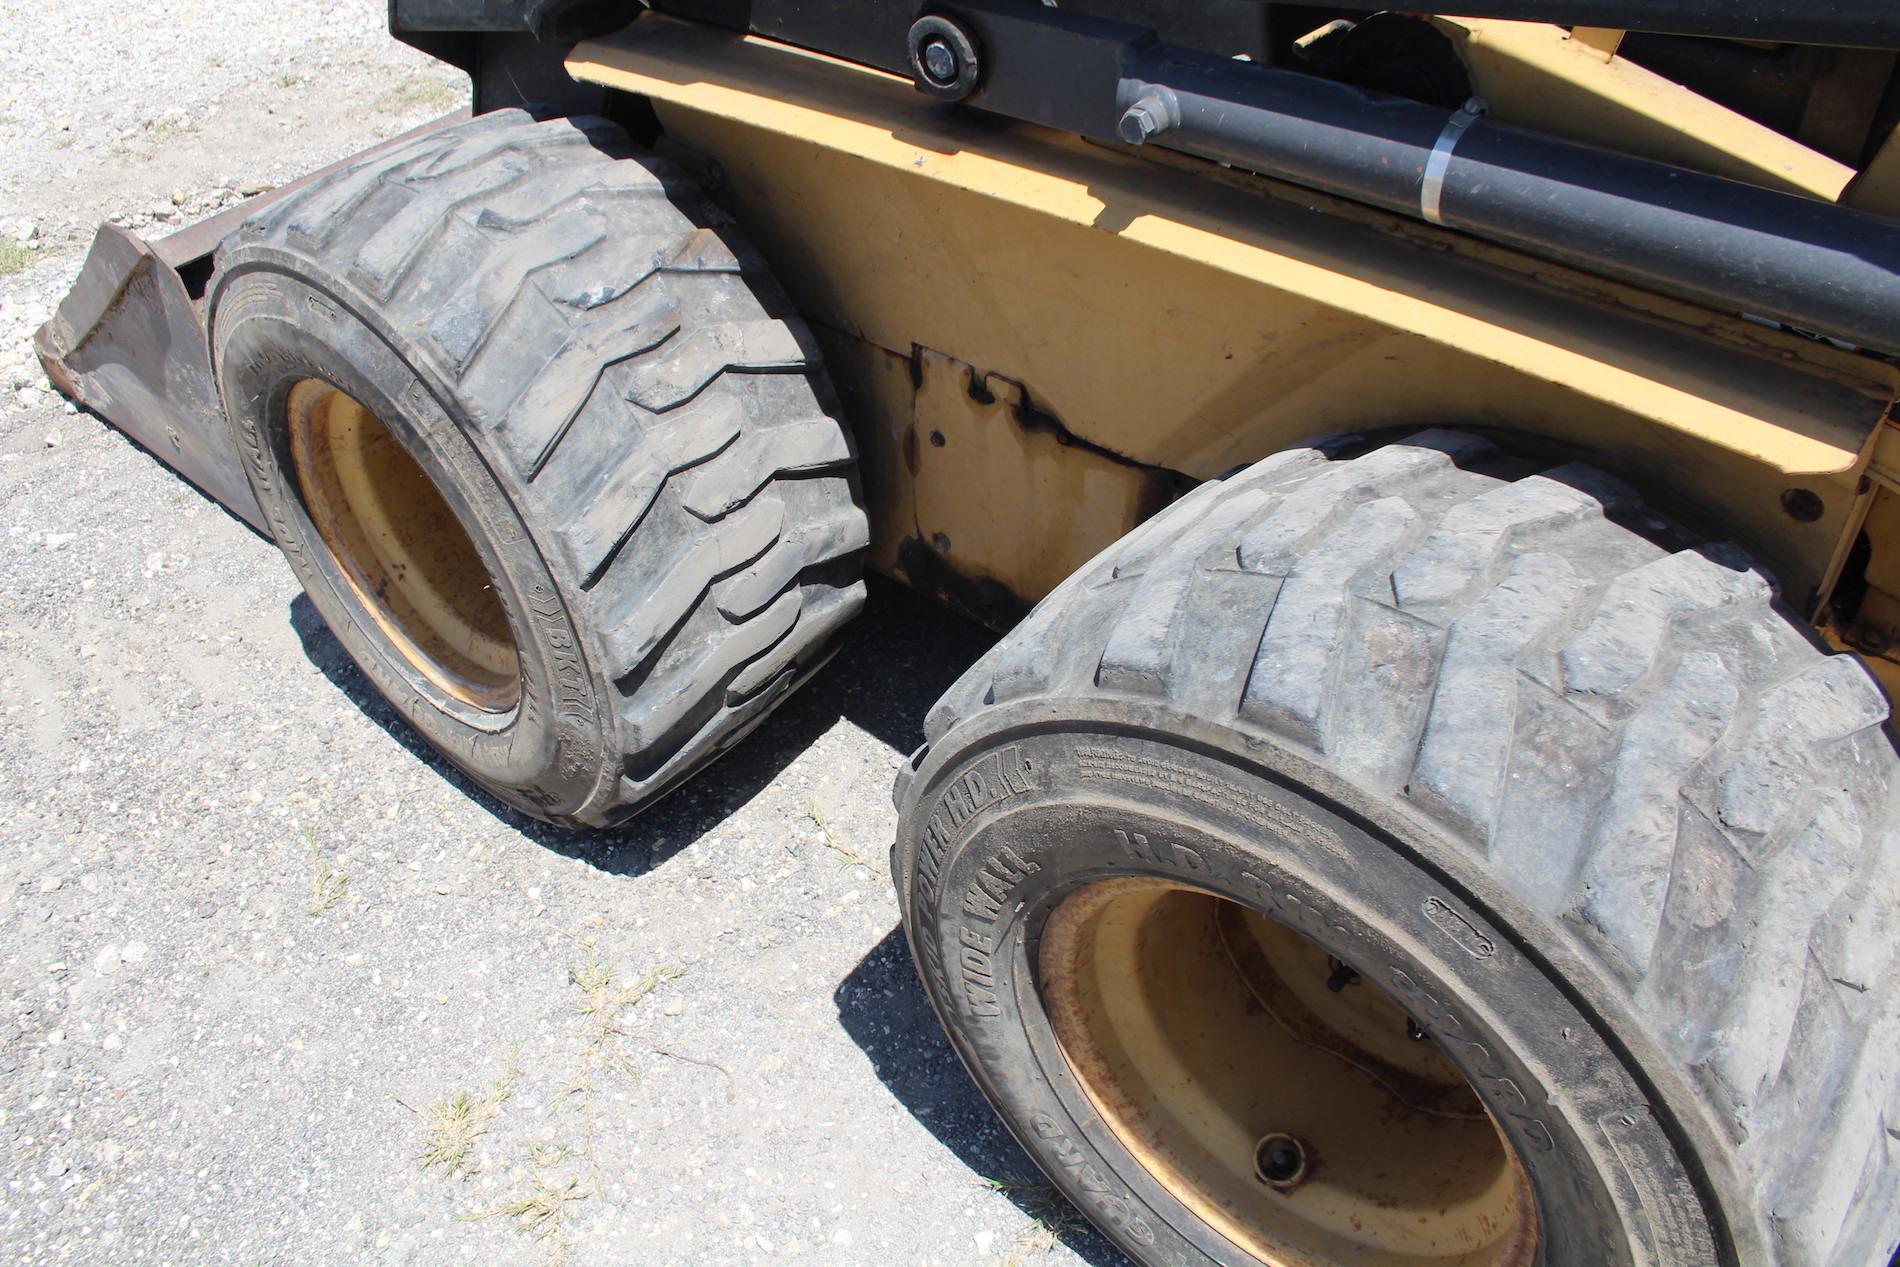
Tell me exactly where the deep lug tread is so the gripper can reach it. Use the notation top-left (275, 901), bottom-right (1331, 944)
top-left (622, 320), bottom-right (810, 413)
top-left (427, 203), bottom-right (607, 372)
top-left (349, 159), bottom-right (531, 299)
top-left (680, 417), bottom-right (854, 521)
top-left (1240, 494), bottom-right (1421, 750)
top-left (220, 109), bottom-right (865, 826)
top-left (503, 291), bottom-right (684, 476)
top-left (596, 494), bottom-right (786, 683)
top-left (553, 397), bottom-right (739, 587)
top-left (915, 430), bottom-right (1900, 1267)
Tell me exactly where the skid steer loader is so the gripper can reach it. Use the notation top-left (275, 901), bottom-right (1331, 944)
top-left (34, 3), bottom-right (1900, 1264)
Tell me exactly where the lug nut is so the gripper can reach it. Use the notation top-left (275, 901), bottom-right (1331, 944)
top-left (1254, 1132), bottom-right (1311, 1191)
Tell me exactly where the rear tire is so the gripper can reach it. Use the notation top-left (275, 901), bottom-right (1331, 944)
top-left (210, 110), bottom-right (866, 826)
top-left (894, 430), bottom-right (1900, 1267)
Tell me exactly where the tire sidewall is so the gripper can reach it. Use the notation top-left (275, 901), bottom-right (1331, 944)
top-left (899, 713), bottom-right (1722, 1267)
top-left (210, 256), bottom-right (618, 822)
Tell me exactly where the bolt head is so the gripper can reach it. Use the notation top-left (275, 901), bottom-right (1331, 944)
top-left (921, 38), bottom-right (958, 84)
top-left (1118, 104), bottom-right (1160, 145)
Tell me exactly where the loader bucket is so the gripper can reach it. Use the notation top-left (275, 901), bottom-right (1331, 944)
top-left (32, 110), bottom-right (468, 535)
top-left (35, 220), bottom-right (264, 531)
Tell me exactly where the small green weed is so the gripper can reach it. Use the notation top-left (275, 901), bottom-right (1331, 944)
top-left (413, 1050), bottom-right (517, 1177)
top-left (805, 799), bottom-right (884, 877)
top-left (304, 828), bottom-right (349, 915)
top-left (0, 237), bottom-right (40, 277)
top-left (478, 1147), bottom-right (585, 1266)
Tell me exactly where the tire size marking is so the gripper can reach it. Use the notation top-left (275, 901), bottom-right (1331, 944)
top-left (915, 745), bottom-right (1037, 905)
top-left (526, 584), bottom-right (596, 779)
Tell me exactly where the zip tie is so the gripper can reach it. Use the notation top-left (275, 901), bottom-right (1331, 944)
top-left (1420, 97), bottom-right (1488, 226)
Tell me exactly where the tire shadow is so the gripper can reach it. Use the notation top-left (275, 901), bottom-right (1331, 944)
top-left (288, 574), bottom-right (997, 878)
top-left (836, 926), bottom-right (1133, 1267)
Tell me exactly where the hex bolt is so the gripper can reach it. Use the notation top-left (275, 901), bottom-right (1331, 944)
top-left (1117, 89), bottom-right (1177, 146)
top-left (1253, 1132), bottom-right (1311, 1191)
top-left (908, 16), bottom-right (980, 101)
top-left (921, 37), bottom-right (958, 85)
top-left (1118, 100), bottom-right (1163, 145)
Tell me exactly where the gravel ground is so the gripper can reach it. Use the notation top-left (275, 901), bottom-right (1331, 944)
top-left (0, 4), bottom-right (1124, 1265)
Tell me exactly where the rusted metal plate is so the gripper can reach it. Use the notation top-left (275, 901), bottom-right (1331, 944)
top-left (34, 221), bottom-right (265, 531)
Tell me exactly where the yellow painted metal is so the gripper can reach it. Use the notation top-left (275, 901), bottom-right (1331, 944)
top-left (1846, 123), bottom-right (1900, 218)
top-left (1816, 430), bottom-right (1900, 700)
top-left (1434, 19), bottom-right (1856, 199)
top-left (568, 18), bottom-right (1898, 617)
top-left (823, 333), bottom-right (1174, 618)
top-left (1040, 878), bottom-right (1535, 1265)
top-left (1566, 27), bottom-right (1624, 60)
top-left (288, 379), bottom-right (519, 711)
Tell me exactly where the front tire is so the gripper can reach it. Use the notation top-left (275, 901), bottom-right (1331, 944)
top-left (210, 110), bottom-right (867, 826)
top-left (894, 430), bottom-right (1900, 1267)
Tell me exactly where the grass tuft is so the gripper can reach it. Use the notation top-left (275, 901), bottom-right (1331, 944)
top-left (0, 237), bottom-right (40, 277)
top-left (570, 939), bottom-right (683, 1073)
top-left (415, 1050), bottom-right (517, 1177)
top-left (477, 1145), bottom-right (584, 1266)
top-left (305, 828), bottom-right (349, 915)
top-left (983, 1177), bottom-right (1083, 1266)
top-left (805, 799), bottom-right (884, 877)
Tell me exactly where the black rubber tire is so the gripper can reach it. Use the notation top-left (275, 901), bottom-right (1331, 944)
top-left (209, 109), bottom-right (866, 827)
top-left (893, 430), bottom-right (1900, 1267)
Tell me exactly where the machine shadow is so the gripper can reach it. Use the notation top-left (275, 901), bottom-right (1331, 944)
top-left (836, 926), bottom-right (1132, 1267)
top-left (290, 574), bottom-right (997, 877)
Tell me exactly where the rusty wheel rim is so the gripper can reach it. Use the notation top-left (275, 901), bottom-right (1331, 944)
top-left (286, 378), bottom-right (521, 713)
top-left (1039, 877), bottom-right (1536, 1266)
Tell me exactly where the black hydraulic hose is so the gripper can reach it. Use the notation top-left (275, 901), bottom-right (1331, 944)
top-left (1112, 49), bottom-right (1900, 357)
top-left (674, 0), bottom-right (1900, 354)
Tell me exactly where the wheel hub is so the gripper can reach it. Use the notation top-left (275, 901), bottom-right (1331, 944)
top-left (1039, 877), bottom-right (1536, 1265)
top-left (286, 379), bottom-right (520, 712)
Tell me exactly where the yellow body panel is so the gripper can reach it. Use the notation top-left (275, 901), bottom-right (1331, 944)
top-left (569, 19), bottom-right (1898, 624)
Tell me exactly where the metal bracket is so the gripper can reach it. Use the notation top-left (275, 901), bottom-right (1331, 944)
top-left (1421, 97), bottom-right (1489, 226)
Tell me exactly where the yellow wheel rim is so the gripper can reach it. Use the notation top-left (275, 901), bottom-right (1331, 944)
top-left (287, 379), bottom-right (521, 713)
top-left (1040, 878), bottom-right (1536, 1266)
